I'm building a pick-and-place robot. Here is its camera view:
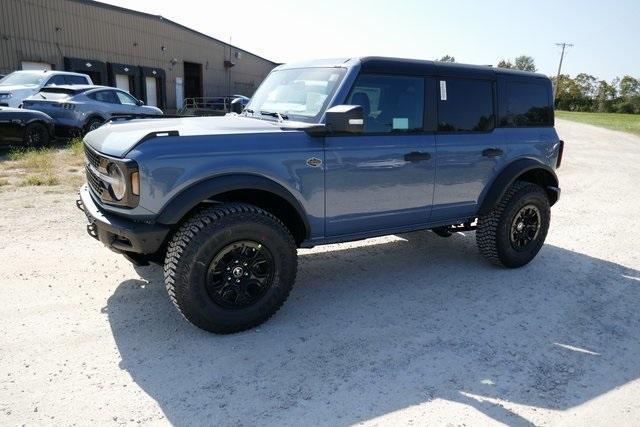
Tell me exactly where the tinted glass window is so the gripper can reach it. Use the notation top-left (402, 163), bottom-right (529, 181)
top-left (91, 90), bottom-right (119, 104)
top-left (65, 75), bottom-right (89, 85)
top-left (347, 74), bottom-right (424, 133)
top-left (116, 91), bottom-right (137, 105)
top-left (502, 82), bottom-right (552, 127)
top-left (438, 79), bottom-right (494, 132)
top-left (45, 75), bottom-right (66, 86)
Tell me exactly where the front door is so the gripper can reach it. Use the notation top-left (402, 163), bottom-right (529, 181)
top-left (431, 78), bottom-right (504, 221)
top-left (325, 74), bottom-right (435, 237)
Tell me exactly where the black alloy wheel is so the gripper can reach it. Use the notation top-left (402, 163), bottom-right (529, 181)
top-left (509, 204), bottom-right (541, 251)
top-left (206, 240), bottom-right (275, 309)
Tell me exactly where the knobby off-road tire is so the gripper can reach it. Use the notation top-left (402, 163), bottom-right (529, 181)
top-left (476, 181), bottom-right (550, 268)
top-left (164, 203), bottom-right (297, 334)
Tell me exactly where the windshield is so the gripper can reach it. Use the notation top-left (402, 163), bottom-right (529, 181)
top-left (0, 72), bottom-right (45, 87)
top-left (245, 67), bottom-right (346, 122)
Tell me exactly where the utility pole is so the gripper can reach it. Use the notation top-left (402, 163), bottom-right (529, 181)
top-left (554, 42), bottom-right (573, 99)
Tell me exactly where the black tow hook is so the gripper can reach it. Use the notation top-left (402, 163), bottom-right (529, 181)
top-left (76, 198), bottom-right (85, 212)
top-left (87, 223), bottom-right (98, 240)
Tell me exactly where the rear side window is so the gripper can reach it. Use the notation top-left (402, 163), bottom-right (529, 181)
top-left (45, 75), bottom-right (67, 86)
top-left (347, 74), bottom-right (424, 134)
top-left (65, 75), bottom-right (89, 85)
top-left (90, 90), bottom-right (119, 104)
top-left (502, 82), bottom-right (552, 127)
top-left (438, 79), bottom-right (494, 132)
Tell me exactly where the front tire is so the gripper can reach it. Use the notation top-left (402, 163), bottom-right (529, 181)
top-left (164, 203), bottom-right (297, 334)
top-left (476, 181), bottom-right (550, 268)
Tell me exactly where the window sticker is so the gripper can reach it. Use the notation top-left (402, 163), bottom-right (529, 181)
top-left (393, 118), bottom-right (409, 130)
top-left (440, 80), bottom-right (447, 101)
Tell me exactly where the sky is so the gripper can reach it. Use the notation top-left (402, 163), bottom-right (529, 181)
top-left (99, 0), bottom-right (639, 81)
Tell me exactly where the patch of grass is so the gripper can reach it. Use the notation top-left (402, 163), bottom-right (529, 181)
top-left (2, 138), bottom-right (86, 191)
top-left (556, 111), bottom-right (640, 137)
top-left (67, 137), bottom-right (84, 157)
top-left (8, 147), bottom-right (55, 172)
top-left (20, 174), bottom-right (60, 187)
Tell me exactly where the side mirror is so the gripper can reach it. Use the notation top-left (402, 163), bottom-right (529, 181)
top-left (230, 98), bottom-right (244, 114)
top-left (136, 99), bottom-right (144, 106)
top-left (325, 105), bottom-right (363, 134)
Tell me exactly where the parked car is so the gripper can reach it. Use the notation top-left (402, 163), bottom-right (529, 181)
top-left (76, 56), bottom-right (562, 334)
top-left (0, 70), bottom-right (92, 108)
top-left (22, 85), bottom-right (163, 135)
top-left (0, 107), bottom-right (56, 147)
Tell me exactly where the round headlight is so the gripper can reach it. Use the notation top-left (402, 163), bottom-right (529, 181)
top-left (106, 163), bottom-right (126, 200)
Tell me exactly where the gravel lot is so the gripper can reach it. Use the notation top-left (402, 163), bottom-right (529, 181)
top-left (1, 119), bottom-right (639, 426)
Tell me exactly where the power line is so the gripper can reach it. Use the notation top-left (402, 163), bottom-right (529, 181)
top-left (554, 42), bottom-right (574, 99)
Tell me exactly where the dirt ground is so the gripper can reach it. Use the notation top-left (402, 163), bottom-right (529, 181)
top-left (1, 119), bottom-right (639, 426)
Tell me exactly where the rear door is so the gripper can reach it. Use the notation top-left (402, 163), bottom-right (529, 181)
top-left (324, 74), bottom-right (436, 236)
top-left (432, 77), bottom-right (504, 222)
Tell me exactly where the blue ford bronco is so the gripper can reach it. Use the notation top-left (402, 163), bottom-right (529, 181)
top-left (77, 57), bottom-right (563, 333)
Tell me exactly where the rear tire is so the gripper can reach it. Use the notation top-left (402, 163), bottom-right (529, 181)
top-left (23, 122), bottom-right (49, 148)
top-left (84, 117), bottom-right (104, 134)
top-left (164, 203), bottom-right (297, 334)
top-left (476, 181), bottom-right (550, 268)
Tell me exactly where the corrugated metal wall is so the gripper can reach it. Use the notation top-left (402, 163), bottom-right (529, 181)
top-left (0, 0), bottom-right (276, 108)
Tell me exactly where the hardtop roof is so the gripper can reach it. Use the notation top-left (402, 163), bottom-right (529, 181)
top-left (275, 56), bottom-right (550, 81)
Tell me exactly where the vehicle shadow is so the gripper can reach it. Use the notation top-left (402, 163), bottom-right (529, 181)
top-left (106, 231), bottom-right (640, 426)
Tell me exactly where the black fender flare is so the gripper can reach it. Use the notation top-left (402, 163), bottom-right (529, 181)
top-left (477, 158), bottom-right (559, 216)
top-left (155, 174), bottom-right (310, 238)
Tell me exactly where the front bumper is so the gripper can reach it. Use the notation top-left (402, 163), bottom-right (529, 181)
top-left (77, 184), bottom-right (169, 254)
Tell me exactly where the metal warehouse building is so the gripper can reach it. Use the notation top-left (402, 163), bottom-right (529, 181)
top-left (0, 0), bottom-right (276, 110)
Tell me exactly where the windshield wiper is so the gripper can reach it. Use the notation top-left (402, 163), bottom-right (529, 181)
top-left (260, 110), bottom-right (289, 121)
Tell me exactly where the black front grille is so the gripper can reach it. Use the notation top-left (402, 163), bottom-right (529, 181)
top-left (84, 143), bottom-right (105, 195)
top-left (84, 144), bottom-right (101, 168)
top-left (86, 165), bottom-right (105, 195)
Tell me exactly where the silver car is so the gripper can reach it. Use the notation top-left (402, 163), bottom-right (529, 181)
top-left (22, 85), bottom-right (162, 134)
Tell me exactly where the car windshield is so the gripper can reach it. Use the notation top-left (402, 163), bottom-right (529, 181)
top-left (245, 67), bottom-right (346, 122)
top-left (0, 72), bottom-right (45, 87)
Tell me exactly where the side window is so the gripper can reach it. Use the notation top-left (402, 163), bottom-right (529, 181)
top-left (438, 79), bottom-right (494, 132)
top-left (502, 82), bottom-right (552, 127)
top-left (45, 75), bottom-right (67, 86)
top-left (65, 75), bottom-right (89, 85)
top-left (116, 91), bottom-right (137, 105)
top-left (92, 90), bottom-right (119, 104)
top-left (347, 74), bottom-right (424, 134)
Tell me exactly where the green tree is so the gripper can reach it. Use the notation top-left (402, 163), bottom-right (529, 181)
top-left (574, 73), bottom-right (598, 98)
top-left (438, 55), bottom-right (455, 63)
top-left (497, 59), bottom-right (513, 69)
top-left (514, 55), bottom-right (536, 72)
top-left (552, 74), bottom-right (585, 111)
top-left (619, 75), bottom-right (640, 98)
top-left (595, 80), bottom-right (617, 112)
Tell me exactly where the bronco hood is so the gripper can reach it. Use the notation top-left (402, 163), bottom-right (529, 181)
top-left (84, 115), bottom-right (283, 158)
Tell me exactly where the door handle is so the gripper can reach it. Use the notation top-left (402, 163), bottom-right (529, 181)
top-left (482, 148), bottom-right (503, 157)
top-left (404, 151), bottom-right (431, 162)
